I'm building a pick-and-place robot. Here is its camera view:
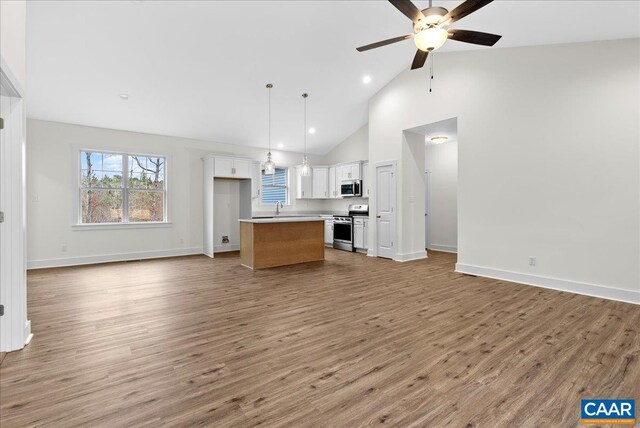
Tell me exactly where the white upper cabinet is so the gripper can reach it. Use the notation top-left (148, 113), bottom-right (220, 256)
top-left (339, 162), bottom-right (361, 181)
top-left (312, 166), bottom-right (329, 199)
top-left (214, 156), bottom-right (252, 179)
top-left (329, 166), bottom-right (339, 199)
top-left (251, 161), bottom-right (261, 199)
top-left (295, 166), bottom-right (313, 199)
top-left (214, 157), bottom-right (234, 178)
top-left (293, 161), bottom-right (367, 199)
top-left (362, 162), bottom-right (369, 198)
top-left (233, 158), bottom-right (252, 178)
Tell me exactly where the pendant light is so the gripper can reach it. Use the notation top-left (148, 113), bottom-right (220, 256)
top-left (264, 83), bottom-right (276, 175)
top-left (300, 93), bottom-right (311, 176)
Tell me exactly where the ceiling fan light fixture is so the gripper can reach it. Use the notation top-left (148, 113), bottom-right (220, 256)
top-left (422, 6), bottom-right (448, 26)
top-left (414, 27), bottom-right (448, 52)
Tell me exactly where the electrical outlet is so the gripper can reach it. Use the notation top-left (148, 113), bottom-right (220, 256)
top-left (529, 256), bottom-right (536, 267)
top-left (179, 238), bottom-right (184, 244)
top-left (222, 236), bottom-right (229, 244)
top-left (61, 244), bottom-right (68, 252)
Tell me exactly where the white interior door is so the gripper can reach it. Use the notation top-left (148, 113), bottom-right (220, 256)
top-left (376, 163), bottom-right (396, 259)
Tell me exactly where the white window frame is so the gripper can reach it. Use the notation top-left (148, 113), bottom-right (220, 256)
top-left (259, 166), bottom-right (291, 206)
top-left (73, 149), bottom-right (171, 230)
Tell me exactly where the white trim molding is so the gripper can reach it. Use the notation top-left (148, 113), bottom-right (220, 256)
top-left (214, 244), bottom-right (240, 253)
top-left (28, 247), bottom-right (203, 269)
top-left (455, 263), bottom-right (640, 305)
top-left (428, 244), bottom-right (457, 253)
top-left (0, 58), bottom-right (31, 352)
top-left (393, 250), bottom-right (428, 262)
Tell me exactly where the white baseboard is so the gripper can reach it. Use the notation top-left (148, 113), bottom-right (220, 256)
top-left (24, 320), bottom-right (32, 346)
top-left (27, 247), bottom-right (203, 269)
top-left (455, 263), bottom-right (640, 305)
top-left (393, 250), bottom-right (428, 262)
top-left (214, 244), bottom-right (240, 253)
top-left (428, 244), bottom-right (457, 253)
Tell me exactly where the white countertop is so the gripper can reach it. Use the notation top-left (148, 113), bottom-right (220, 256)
top-left (239, 216), bottom-right (325, 224)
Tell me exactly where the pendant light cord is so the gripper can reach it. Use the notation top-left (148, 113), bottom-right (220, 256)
top-left (268, 84), bottom-right (272, 152)
top-left (429, 52), bottom-right (434, 93)
top-left (303, 93), bottom-right (307, 157)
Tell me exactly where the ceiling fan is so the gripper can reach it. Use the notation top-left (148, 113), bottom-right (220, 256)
top-left (356, 0), bottom-right (502, 70)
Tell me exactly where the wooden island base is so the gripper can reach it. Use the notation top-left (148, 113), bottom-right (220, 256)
top-left (240, 220), bottom-right (325, 269)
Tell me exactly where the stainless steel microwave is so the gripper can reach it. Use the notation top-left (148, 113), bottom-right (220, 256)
top-left (341, 180), bottom-right (362, 197)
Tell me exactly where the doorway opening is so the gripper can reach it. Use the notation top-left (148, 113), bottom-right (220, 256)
top-left (407, 118), bottom-right (458, 254)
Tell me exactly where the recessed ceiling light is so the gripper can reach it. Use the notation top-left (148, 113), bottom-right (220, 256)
top-left (430, 136), bottom-right (448, 144)
top-left (277, 143), bottom-right (284, 149)
top-left (308, 127), bottom-right (316, 134)
top-left (119, 93), bottom-right (130, 100)
top-left (362, 75), bottom-right (372, 84)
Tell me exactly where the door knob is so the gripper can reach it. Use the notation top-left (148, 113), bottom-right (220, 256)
top-left (376, 215), bottom-right (381, 218)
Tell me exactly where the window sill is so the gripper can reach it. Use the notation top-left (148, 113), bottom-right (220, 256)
top-left (72, 222), bottom-right (172, 231)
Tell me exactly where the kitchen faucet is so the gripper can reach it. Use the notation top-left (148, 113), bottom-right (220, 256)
top-left (276, 201), bottom-right (283, 215)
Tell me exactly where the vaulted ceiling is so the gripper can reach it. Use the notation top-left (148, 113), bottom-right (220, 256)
top-left (27, 1), bottom-right (640, 154)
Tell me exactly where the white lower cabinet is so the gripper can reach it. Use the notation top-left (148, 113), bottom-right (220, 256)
top-left (324, 219), bottom-right (333, 245)
top-left (354, 217), bottom-right (365, 250)
top-left (354, 217), bottom-right (369, 250)
top-left (363, 218), bottom-right (369, 250)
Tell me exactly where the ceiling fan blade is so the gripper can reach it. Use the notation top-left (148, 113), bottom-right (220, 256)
top-left (448, 29), bottom-right (502, 46)
top-left (389, 0), bottom-right (425, 24)
top-left (440, 0), bottom-right (494, 25)
top-left (356, 34), bottom-right (414, 52)
top-left (411, 49), bottom-right (429, 70)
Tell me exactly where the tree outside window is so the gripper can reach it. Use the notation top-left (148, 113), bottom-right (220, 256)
top-left (80, 151), bottom-right (166, 224)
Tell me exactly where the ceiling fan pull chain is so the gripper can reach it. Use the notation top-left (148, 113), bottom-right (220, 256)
top-left (429, 52), bottom-right (434, 92)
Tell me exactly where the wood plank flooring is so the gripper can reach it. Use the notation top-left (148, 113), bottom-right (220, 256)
top-left (1, 250), bottom-right (638, 427)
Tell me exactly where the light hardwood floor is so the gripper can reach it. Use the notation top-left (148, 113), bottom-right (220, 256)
top-left (1, 250), bottom-right (638, 427)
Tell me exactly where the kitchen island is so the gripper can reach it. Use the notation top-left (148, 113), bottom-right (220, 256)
top-left (239, 217), bottom-right (325, 269)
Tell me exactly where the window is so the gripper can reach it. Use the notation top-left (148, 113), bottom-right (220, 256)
top-left (261, 167), bottom-right (288, 205)
top-left (79, 151), bottom-right (166, 224)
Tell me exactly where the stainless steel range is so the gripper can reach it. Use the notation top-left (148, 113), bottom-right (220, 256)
top-left (333, 204), bottom-right (369, 252)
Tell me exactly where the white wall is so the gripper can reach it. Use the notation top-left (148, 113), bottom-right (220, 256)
top-left (323, 124), bottom-right (369, 213)
top-left (399, 131), bottom-right (426, 260)
top-left (324, 124), bottom-right (368, 165)
top-left (26, 119), bottom-right (326, 267)
top-left (1, 0), bottom-right (26, 89)
top-left (369, 39), bottom-right (639, 302)
top-left (0, 0), bottom-right (30, 351)
top-left (425, 141), bottom-right (458, 252)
